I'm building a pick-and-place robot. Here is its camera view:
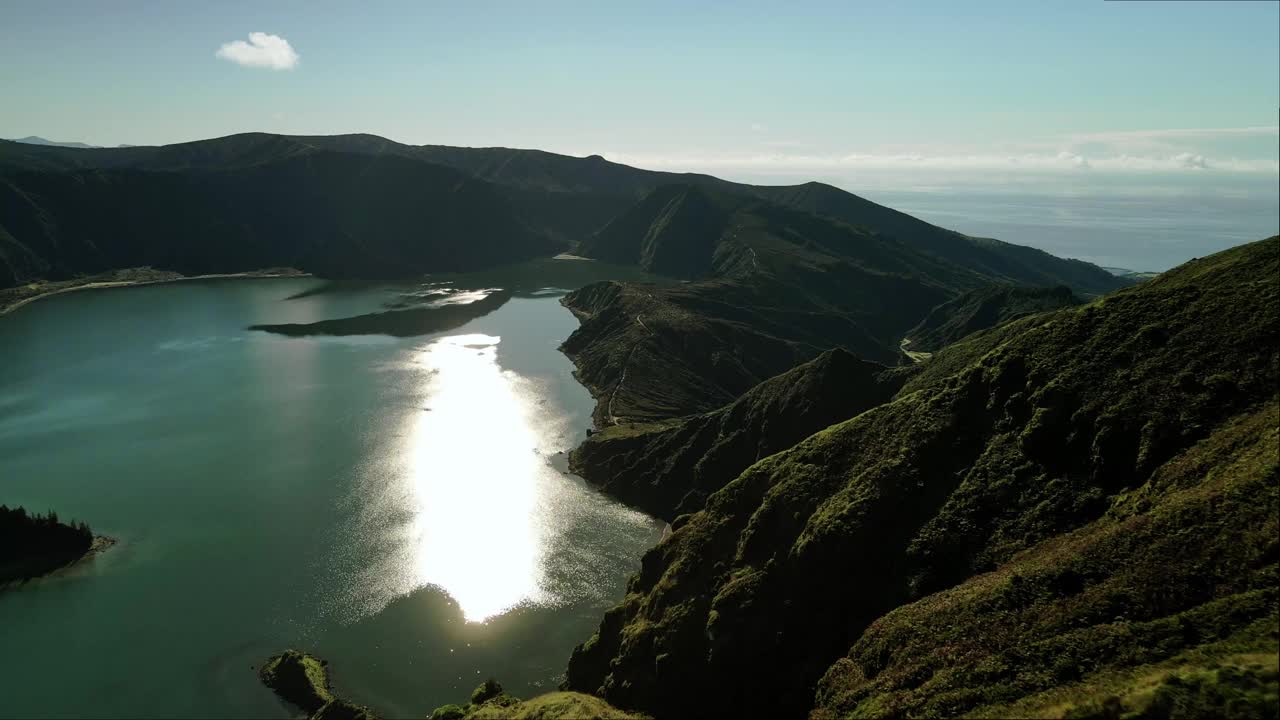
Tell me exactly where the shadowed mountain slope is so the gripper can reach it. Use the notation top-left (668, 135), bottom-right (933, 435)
top-left (559, 261), bottom-right (947, 423)
top-left (559, 188), bottom-right (1016, 424)
top-left (577, 185), bottom-right (733, 279)
top-left (568, 349), bottom-right (916, 521)
top-left (906, 283), bottom-right (1084, 352)
top-left (562, 236), bottom-right (1279, 719)
top-left (0, 134), bottom-right (1129, 297)
top-left (0, 147), bottom-right (558, 287)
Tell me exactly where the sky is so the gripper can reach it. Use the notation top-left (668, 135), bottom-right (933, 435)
top-left (0, 0), bottom-right (1276, 264)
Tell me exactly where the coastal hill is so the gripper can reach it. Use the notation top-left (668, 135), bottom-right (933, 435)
top-left (562, 236), bottom-right (1279, 718)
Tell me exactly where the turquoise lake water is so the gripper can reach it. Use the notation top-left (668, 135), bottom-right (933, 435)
top-left (0, 260), bottom-right (664, 718)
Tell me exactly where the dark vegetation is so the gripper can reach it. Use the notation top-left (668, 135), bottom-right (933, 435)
top-left (905, 283), bottom-right (1083, 351)
top-left (0, 505), bottom-right (94, 584)
top-left (562, 237), bottom-right (1279, 719)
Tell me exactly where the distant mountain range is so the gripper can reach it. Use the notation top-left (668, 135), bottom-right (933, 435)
top-left (8, 136), bottom-right (100, 149)
top-left (6, 136), bottom-right (143, 149)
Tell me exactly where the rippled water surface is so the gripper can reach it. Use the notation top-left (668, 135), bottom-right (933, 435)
top-left (0, 260), bottom-right (665, 718)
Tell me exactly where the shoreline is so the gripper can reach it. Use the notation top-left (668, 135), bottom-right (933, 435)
top-left (0, 268), bottom-right (309, 317)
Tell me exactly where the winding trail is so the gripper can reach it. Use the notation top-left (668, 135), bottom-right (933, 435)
top-left (606, 312), bottom-right (654, 425)
top-left (900, 337), bottom-right (933, 364)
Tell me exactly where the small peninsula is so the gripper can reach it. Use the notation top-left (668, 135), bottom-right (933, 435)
top-left (0, 505), bottom-right (112, 586)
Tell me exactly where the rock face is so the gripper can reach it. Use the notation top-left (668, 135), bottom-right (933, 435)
top-left (562, 237), bottom-right (1280, 719)
top-left (258, 651), bottom-right (376, 720)
top-left (569, 349), bottom-right (915, 521)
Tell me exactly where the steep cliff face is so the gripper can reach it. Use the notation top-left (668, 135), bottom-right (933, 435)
top-left (568, 349), bottom-right (915, 521)
top-left (563, 237), bottom-right (1280, 719)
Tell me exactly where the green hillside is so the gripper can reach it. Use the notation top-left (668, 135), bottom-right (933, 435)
top-left (569, 349), bottom-right (915, 521)
top-left (559, 266), bottom-right (945, 422)
top-left (562, 236), bottom-right (1279, 719)
top-left (906, 284), bottom-right (1084, 352)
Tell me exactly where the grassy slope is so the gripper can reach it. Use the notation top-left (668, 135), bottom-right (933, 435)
top-left (569, 349), bottom-right (916, 521)
top-left (414, 145), bottom-right (1128, 296)
top-left (577, 185), bottom-right (731, 279)
top-left (560, 194), bottom-right (999, 422)
top-left (562, 237), bottom-right (1279, 719)
top-left (560, 271), bottom-right (935, 422)
top-left (905, 284), bottom-right (1083, 352)
top-left (753, 182), bottom-right (1127, 297)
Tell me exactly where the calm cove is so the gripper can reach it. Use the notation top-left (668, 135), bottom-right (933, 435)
top-left (0, 258), bottom-right (665, 718)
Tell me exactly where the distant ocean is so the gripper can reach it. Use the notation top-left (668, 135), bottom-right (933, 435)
top-left (856, 175), bottom-right (1279, 272)
top-left (716, 168), bottom-right (1278, 273)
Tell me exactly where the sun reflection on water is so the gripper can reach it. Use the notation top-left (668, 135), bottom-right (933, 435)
top-left (404, 333), bottom-right (549, 622)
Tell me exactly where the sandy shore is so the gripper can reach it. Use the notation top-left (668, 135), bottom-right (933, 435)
top-left (0, 268), bottom-right (309, 317)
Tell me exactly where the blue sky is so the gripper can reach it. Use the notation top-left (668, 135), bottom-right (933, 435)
top-left (1, 0), bottom-right (1277, 186)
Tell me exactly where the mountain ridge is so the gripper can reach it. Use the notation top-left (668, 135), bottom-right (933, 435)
top-left (0, 133), bottom-right (1129, 297)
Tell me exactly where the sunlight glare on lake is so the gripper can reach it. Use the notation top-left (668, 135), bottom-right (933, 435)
top-left (404, 333), bottom-right (550, 622)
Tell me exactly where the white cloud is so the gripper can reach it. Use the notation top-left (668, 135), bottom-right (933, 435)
top-left (1057, 151), bottom-right (1091, 169)
top-left (1068, 126), bottom-right (1278, 144)
top-left (1174, 152), bottom-right (1209, 170)
top-left (216, 32), bottom-right (299, 70)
